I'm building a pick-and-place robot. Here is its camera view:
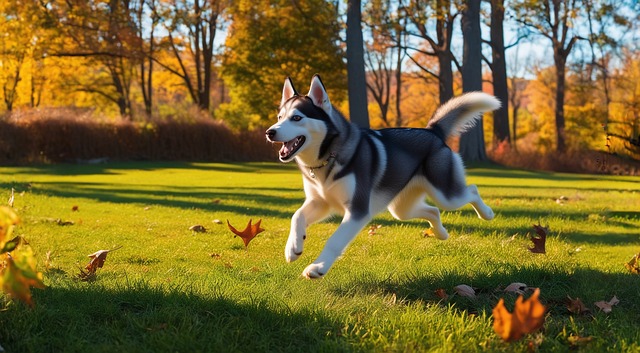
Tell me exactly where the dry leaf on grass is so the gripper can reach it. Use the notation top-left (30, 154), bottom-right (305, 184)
top-left (504, 282), bottom-right (529, 295)
top-left (493, 288), bottom-right (546, 342)
top-left (566, 296), bottom-right (590, 315)
top-left (624, 253), bottom-right (640, 274)
top-left (594, 296), bottom-right (619, 313)
top-left (189, 225), bottom-right (207, 233)
top-left (78, 246), bottom-right (121, 281)
top-left (227, 219), bottom-right (264, 249)
top-left (435, 288), bottom-right (448, 299)
top-left (368, 224), bottom-right (382, 235)
top-left (528, 224), bottom-right (548, 254)
top-left (453, 284), bottom-right (476, 298)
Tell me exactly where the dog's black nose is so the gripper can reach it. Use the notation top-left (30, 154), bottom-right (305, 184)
top-left (266, 129), bottom-right (276, 140)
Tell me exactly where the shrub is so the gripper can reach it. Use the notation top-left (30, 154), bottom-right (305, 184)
top-left (0, 109), bottom-right (277, 164)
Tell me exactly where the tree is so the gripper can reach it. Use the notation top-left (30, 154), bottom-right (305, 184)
top-left (404, 0), bottom-right (460, 105)
top-left (512, 0), bottom-right (587, 152)
top-left (153, 0), bottom-right (225, 112)
top-left (363, 0), bottom-right (407, 127)
top-left (43, 0), bottom-right (142, 118)
top-left (346, 0), bottom-right (370, 128)
top-left (487, 0), bottom-right (510, 145)
top-left (220, 0), bottom-right (346, 129)
top-left (458, 0), bottom-right (487, 163)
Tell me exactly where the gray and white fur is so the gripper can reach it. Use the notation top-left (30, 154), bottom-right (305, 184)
top-left (266, 75), bottom-right (500, 279)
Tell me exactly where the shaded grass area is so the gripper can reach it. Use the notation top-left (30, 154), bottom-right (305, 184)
top-left (1, 162), bottom-right (640, 352)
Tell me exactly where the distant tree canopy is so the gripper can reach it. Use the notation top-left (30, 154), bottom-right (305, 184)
top-left (219, 0), bottom-right (346, 129)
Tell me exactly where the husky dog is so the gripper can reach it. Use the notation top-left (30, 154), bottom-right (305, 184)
top-left (266, 75), bottom-right (500, 279)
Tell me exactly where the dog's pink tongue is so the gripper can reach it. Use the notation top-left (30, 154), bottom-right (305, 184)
top-left (279, 141), bottom-right (293, 157)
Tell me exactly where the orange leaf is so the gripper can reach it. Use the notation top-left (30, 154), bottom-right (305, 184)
top-left (493, 288), bottom-right (546, 342)
top-left (528, 224), bottom-right (548, 254)
top-left (625, 253), bottom-right (640, 274)
top-left (227, 219), bottom-right (264, 248)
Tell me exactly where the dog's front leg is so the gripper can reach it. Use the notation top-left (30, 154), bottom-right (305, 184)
top-left (285, 198), bottom-right (330, 263)
top-left (302, 213), bottom-right (371, 279)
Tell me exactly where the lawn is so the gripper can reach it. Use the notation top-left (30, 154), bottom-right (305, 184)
top-left (1, 162), bottom-right (639, 352)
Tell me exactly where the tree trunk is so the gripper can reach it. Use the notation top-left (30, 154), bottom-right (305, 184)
top-left (346, 0), bottom-right (370, 128)
top-left (554, 52), bottom-right (567, 152)
top-left (437, 51), bottom-right (454, 104)
top-left (490, 0), bottom-right (510, 145)
top-left (458, 0), bottom-right (487, 163)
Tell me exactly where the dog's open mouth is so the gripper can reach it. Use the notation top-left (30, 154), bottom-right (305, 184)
top-left (279, 136), bottom-right (305, 160)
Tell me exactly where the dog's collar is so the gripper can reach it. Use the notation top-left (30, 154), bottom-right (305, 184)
top-left (304, 152), bottom-right (337, 179)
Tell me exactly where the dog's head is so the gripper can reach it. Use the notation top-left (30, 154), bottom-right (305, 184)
top-left (265, 75), bottom-right (338, 163)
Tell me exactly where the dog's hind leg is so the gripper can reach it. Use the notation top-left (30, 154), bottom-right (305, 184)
top-left (467, 184), bottom-right (494, 220)
top-left (388, 189), bottom-right (450, 240)
top-left (286, 198), bottom-right (331, 263)
top-left (302, 213), bottom-right (371, 279)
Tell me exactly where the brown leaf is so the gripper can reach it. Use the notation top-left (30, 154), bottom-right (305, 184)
top-left (528, 224), bottom-right (548, 254)
top-left (624, 253), bottom-right (640, 274)
top-left (566, 296), bottom-right (590, 315)
top-left (367, 224), bottom-right (382, 235)
top-left (493, 288), bottom-right (546, 342)
top-left (83, 246), bottom-right (121, 274)
top-left (434, 288), bottom-right (448, 299)
top-left (227, 219), bottom-right (264, 249)
top-left (189, 225), bottom-right (207, 233)
top-left (594, 296), bottom-right (619, 313)
top-left (71, 205), bottom-right (79, 212)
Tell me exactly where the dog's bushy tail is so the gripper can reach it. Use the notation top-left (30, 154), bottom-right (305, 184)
top-left (427, 92), bottom-right (501, 138)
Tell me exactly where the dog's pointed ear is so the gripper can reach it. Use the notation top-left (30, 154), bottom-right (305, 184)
top-left (281, 77), bottom-right (298, 107)
top-left (307, 74), bottom-right (332, 114)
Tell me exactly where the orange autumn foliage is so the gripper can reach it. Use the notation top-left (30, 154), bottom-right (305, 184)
top-left (493, 288), bottom-right (546, 342)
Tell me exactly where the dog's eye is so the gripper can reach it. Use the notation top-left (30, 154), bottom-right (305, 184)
top-left (291, 115), bottom-right (302, 121)
top-left (277, 115), bottom-right (282, 121)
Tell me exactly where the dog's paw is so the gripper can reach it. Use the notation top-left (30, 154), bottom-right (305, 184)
top-left (302, 263), bottom-right (325, 279)
top-left (477, 206), bottom-right (495, 221)
top-left (285, 238), bottom-right (303, 263)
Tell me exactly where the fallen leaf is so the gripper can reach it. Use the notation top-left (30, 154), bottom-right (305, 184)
top-left (504, 282), bottom-right (528, 295)
top-left (227, 219), bottom-right (264, 249)
top-left (0, 249), bottom-right (46, 306)
top-left (368, 224), bottom-right (382, 235)
top-left (79, 246), bottom-right (122, 280)
top-left (209, 253), bottom-right (221, 259)
top-left (594, 296), bottom-right (619, 313)
top-left (56, 219), bottom-right (74, 226)
top-left (493, 288), bottom-right (546, 342)
top-left (453, 284), bottom-right (476, 298)
top-left (566, 296), bottom-right (590, 315)
top-left (71, 205), bottom-right (79, 212)
top-left (189, 225), bottom-right (207, 233)
top-left (435, 288), bottom-right (448, 299)
top-left (423, 228), bottom-right (435, 237)
top-left (528, 224), bottom-right (548, 254)
top-left (624, 253), bottom-right (640, 274)
top-left (212, 219), bottom-right (222, 224)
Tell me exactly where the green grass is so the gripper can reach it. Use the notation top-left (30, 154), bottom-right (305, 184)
top-left (1, 162), bottom-right (639, 352)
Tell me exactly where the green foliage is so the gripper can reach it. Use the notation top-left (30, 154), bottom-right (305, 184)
top-left (219, 0), bottom-right (347, 129)
top-left (1, 163), bottom-right (640, 351)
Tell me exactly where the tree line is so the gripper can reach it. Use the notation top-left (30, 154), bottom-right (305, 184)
top-left (1, 0), bottom-right (639, 162)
